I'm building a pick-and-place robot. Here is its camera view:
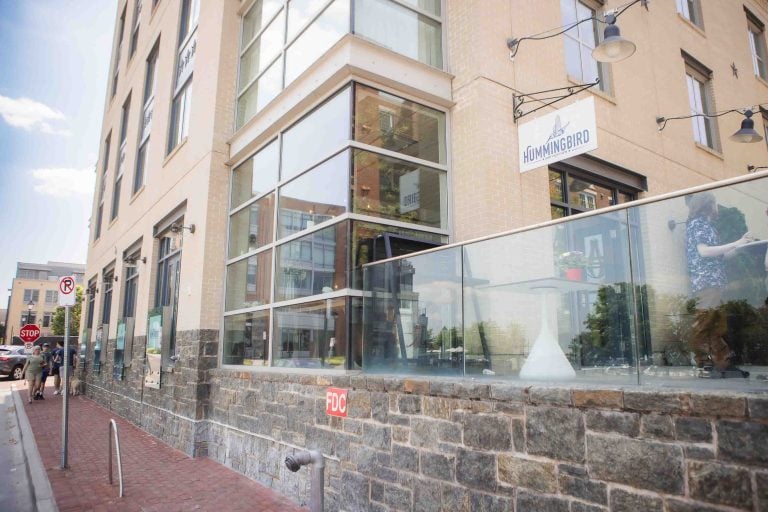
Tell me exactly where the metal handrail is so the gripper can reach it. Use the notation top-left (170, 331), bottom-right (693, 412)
top-left (108, 419), bottom-right (124, 498)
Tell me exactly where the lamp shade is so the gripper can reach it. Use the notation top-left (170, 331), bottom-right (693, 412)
top-left (592, 23), bottom-right (636, 63)
top-left (730, 110), bottom-right (763, 143)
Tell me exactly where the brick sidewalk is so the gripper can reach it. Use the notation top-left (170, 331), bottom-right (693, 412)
top-left (19, 383), bottom-right (306, 512)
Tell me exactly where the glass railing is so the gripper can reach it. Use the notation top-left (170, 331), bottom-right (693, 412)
top-left (363, 173), bottom-right (768, 389)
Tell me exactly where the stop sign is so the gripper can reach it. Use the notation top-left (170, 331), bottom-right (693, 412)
top-left (20, 324), bottom-right (41, 343)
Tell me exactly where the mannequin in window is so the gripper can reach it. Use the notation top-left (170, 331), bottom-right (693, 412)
top-left (685, 192), bottom-right (753, 370)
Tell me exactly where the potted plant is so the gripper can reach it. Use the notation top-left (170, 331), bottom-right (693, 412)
top-left (557, 251), bottom-right (587, 281)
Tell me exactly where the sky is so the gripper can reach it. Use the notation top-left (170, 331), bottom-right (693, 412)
top-left (0, 0), bottom-right (117, 307)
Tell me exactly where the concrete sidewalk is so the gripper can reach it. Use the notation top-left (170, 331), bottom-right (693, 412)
top-left (14, 383), bottom-right (306, 512)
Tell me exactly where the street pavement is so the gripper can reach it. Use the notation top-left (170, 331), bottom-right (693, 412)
top-left (0, 377), bottom-right (306, 511)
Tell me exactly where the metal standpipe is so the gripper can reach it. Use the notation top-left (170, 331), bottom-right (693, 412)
top-left (285, 450), bottom-right (324, 512)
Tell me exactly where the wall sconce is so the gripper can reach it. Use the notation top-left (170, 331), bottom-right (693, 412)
top-left (123, 255), bottom-right (146, 267)
top-left (748, 165), bottom-right (768, 173)
top-left (170, 223), bottom-right (195, 234)
top-left (656, 107), bottom-right (765, 143)
top-left (507, 0), bottom-right (647, 62)
top-left (667, 219), bottom-right (685, 231)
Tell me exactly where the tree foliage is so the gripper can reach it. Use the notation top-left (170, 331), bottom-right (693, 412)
top-left (51, 285), bottom-right (83, 336)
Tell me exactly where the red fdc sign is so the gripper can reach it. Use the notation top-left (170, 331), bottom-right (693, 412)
top-left (326, 387), bottom-right (348, 417)
top-left (20, 324), bottom-right (41, 343)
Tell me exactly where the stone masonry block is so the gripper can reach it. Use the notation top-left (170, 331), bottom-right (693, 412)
top-left (421, 452), bottom-right (455, 481)
top-left (392, 444), bottom-right (419, 473)
top-left (558, 473), bottom-right (607, 505)
top-left (528, 387), bottom-right (572, 406)
top-left (640, 414), bottom-right (675, 440)
top-left (497, 455), bottom-right (556, 493)
top-left (748, 397), bottom-right (768, 419)
top-left (717, 420), bottom-right (768, 466)
top-left (585, 410), bottom-right (640, 437)
top-left (690, 394), bottom-right (747, 418)
top-left (623, 391), bottom-right (689, 414)
top-left (609, 488), bottom-right (663, 512)
top-left (587, 433), bottom-right (684, 494)
top-left (572, 389), bottom-right (623, 409)
top-left (515, 490), bottom-right (569, 512)
top-left (527, 406), bottom-right (585, 463)
top-left (688, 461), bottom-right (753, 510)
top-left (462, 414), bottom-right (511, 451)
top-left (675, 416), bottom-right (712, 443)
top-left (456, 448), bottom-right (497, 492)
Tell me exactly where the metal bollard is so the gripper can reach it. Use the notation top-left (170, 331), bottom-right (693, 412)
top-left (285, 450), bottom-right (324, 512)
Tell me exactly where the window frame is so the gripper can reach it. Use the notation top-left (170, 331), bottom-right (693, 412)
top-left (561, 0), bottom-right (611, 94)
top-left (747, 9), bottom-right (768, 81)
top-left (134, 41), bottom-right (159, 194)
top-left (683, 54), bottom-right (719, 151)
top-left (676, 0), bottom-right (703, 29)
top-left (113, 94), bottom-right (132, 221)
top-left (549, 164), bottom-right (639, 218)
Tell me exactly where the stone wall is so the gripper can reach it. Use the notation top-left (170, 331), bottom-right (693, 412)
top-left (84, 339), bottom-right (768, 511)
top-left (206, 372), bottom-right (768, 512)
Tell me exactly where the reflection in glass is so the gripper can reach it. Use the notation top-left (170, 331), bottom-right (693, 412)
top-left (355, 0), bottom-right (442, 68)
top-left (273, 298), bottom-right (347, 369)
top-left (226, 251), bottom-right (272, 311)
top-left (353, 150), bottom-right (446, 228)
top-left (237, 56), bottom-right (283, 128)
top-left (351, 220), bottom-right (445, 288)
top-left (278, 151), bottom-right (349, 239)
top-left (231, 140), bottom-right (279, 208)
top-left (242, 0), bottom-right (283, 46)
top-left (354, 84), bottom-right (446, 164)
top-left (281, 86), bottom-right (351, 180)
top-left (229, 193), bottom-right (274, 258)
top-left (285, 0), bottom-right (349, 85)
top-left (223, 310), bottom-right (270, 365)
top-left (239, 10), bottom-right (285, 91)
top-left (363, 247), bottom-right (462, 374)
top-left (276, 223), bottom-right (347, 301)
top-left (398, 0), bottom-right (440, 16)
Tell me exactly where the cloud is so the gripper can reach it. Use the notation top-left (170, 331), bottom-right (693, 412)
top-left (31, 167), bottom-right (94, 198)
top-left (0, 95), bottom-right (71, 135)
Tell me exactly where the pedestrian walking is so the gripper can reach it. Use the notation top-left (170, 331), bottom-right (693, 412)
top-left (37, 343), bottom-right (53, 399)
top-left (51, 340), bottom-right (76, 395)
top-left (21, 346), bottom-right (45, 403)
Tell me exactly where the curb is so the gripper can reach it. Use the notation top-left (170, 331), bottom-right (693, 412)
top-left (11, 384), bottom-right (58, 512)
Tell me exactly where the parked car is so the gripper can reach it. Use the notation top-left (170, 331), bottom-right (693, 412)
top-left (0, 345), bottom-right (28, 380)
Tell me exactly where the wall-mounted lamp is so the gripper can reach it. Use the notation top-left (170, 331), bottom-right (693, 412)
top-left (748, 165), bottom-right (768, 173)
top-left (170, 223), bottom-right (195, 234)
top-left (123, 255), bottom-right (146, 267)
top-left (507, 0), bottom-right (647, 62)
top-left (668, 219), bottom-right (685, 231)
top-left (656, 107), bottom-right (765, 143)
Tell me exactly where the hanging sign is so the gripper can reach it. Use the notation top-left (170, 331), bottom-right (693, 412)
top-left (518, 97), bottom-right (598, 173)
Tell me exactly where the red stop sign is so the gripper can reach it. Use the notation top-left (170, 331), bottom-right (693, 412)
top-left (20, 324), bottom-right (41, 343)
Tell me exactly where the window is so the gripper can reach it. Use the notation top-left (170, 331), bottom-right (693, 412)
top-left (43, 313), bottom-right (53, 328)
top-left (23, 289), bottom-right (40, 303)
top-left (549, 167), bottom-right (637, 218)
top-left (95, 134), bottom-right (110, 240)
top-left (135, 43), bottom-right (158, 193)
top-left (155, 228), bottom-right (183, 358)
top-left (763, 111), bottom-right (768, 151)
top-left (684, 56), bottom-right (718, 150)
top-left (561, 0), bottom-right (610, 93)
top-left (102, 268), bottom-right (114, 326)
top-left (86, 279), bottom-right (97, 329)
top-left (129, 0), bottom-right (141, 58)
top-left (21, 313), bottom-right (36, 325)
top-left (168, 0), bottom-right (198, 154)
top-left (113, 95), bottom-right (131, 220)
top-left (123, 251), bottom-right (141, 318)
top-left (113, 7), bottom-right (127, 97)
top-left (676, 0), bottom-right (703, 28)
top-left (747, 10), bottom-right (767, 81)
top-left (45, 290), bottom-right (59, 304)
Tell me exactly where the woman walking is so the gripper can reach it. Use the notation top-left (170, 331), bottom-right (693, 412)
top-left (21, 346), bottom-right (45, 404)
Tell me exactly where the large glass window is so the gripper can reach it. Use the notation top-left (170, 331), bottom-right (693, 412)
top-left (281, 87), bottom-right (351, 180)
top-left (135, 43), bottom-right (158, 194)
top-left (284, 0), bottom-right (349, 85)
top-left (278, 150), bottom-right (349, 239)
top-left (229, 194), bottom-right (275, 258)
top-left (226, 251), bottom-right (272, 310)
top-left (95, 134), bottom-right (111, 240)
top-left (113, 94), bottom-right (131, 221)
top-left (353, 150), bottom-right (446, 229)
top-left (168, 0), bottom-right (198, 154)
top-left (549, 168), bottom-right (636, 218)
top-left (86, 280), bottom-right (97, 328)
top-left (223, 310), bottom-right (271, 365)
top-left (273, 297), bottom-right (347, 368)
top-left (276, 223), bottom-right (347, 301)
top-left (235, 0), bottom-right (443, 127)
top-left (561, 0), bottom-right (610, 93)
top-left (231, 140), bottom-right (279, 208)
top-left (354, 84), bottom-right (446, 164)
top-left (354, 0), bottom-right (442, 68)
top-left (676, 0), bottom-right (703, 28)
top-left (23, 290), bottom-right (40, 303)
top-left (102, 268), bottom-right (114, 326)
top-left (155, 231), bottom-right (182, 359)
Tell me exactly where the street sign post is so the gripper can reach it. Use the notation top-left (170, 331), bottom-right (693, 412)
top-left (57, 275), bottom-right (77, 470)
